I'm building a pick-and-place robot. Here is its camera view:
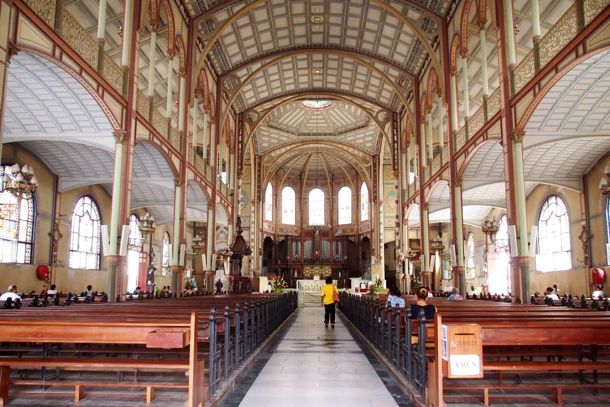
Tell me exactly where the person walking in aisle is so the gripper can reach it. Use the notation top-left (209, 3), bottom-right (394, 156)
top-left (320, 276), bottom-right (339, 328)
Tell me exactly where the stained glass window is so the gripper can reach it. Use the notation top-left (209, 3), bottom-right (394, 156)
top-left (0, 165), bottom-right (34, 264)
top-left (281, 186), bottom-right (296, 225)
top-left (360, 182), bottom-right (369, 221)
top-left (264, 183), bottom-right (273, 221)
top-left (69, 196), bottom-right (101, 269)
top-left (338, 186), bottom-right (352, 225)
top-left (309, 188), bottom-right (324, 225)
top-left (302, 100), bottom-right (332, 109)
top-left (537, 195), bottom-right (571, 271)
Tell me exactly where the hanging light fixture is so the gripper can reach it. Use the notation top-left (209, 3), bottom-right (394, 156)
top-left (1, 163), bottom-right (38, 200)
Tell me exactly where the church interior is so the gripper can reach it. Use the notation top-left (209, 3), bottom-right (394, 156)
top-left (0, 0), bottom-right (609, 406)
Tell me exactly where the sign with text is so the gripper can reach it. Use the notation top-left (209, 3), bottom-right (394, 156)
top-left (441, 324), bottom-right (483, 378)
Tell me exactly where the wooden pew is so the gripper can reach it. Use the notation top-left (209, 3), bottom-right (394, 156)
top-left (0, 312), bottom-right (203, 406)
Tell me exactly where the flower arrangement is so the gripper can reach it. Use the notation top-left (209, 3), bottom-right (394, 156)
top-left (374, 278), bottom-right (385, 293)
top-left (271, 276), bottom-right (288, 293)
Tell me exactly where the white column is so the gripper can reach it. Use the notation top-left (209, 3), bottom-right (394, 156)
top-left (146, 31), bottom-right (157, 98)
top-left (172, 184), bottom-right (182, 266)
top-left (461, 56), bottom-right (470, 118)
top-left (166, 58), bottom-right (174, 118)
top-left (420, 123), bottom-right (427, 168)
top-left (202, 112), bottom-right (209, 160)
top-left (479, 29), bottom-right (489, 97)
top-left (436, 94), bottom-right (444, 148)
top-left (450, 75), bottom-right (459, 132)
top-left (210, 121), bottom-right (216, 168)
top-left (120, 0), bottom-right (134, 68)
top-left (206, 207), bottom-right (214, 269)
top-left (426, 112), bottom-right (433, 160)
top-left (177, 76), bottom-right (186, 133)
top-left (109, 140), bottom-right (125, 255)
top-left (503, 0), bottom-right (517, 66)
top-left (191, 96), bottom-right (199, 148)
top-left (531, 0), bottom-right (541, 38)
top-left (96, 0), bottom-right (108, 40)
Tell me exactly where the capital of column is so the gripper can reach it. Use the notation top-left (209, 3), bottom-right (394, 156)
top-left (171, 265), bottom-right (183, 274)
top-left (174, 178), bottom-right (184, 188)
top-left (7, 44), bottom-right (20, 62)
top-left (512, 128), bottom-right (526, 143)
top-left (453, 177), bottom-right (463, 188)
top-left (113, 128), bottom-right (127, 144)
top-left (106, 254), bottom-right (120, 266)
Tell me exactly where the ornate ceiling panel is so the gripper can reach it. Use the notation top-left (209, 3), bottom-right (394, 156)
top-left (233, 54), bottom-right (403, 112)
top-left (3, 52), bottom-right (115, 151)
top-left (525, 50), bottom-right (610, 136)
top-left (254, 100), bottom-right (381, 155)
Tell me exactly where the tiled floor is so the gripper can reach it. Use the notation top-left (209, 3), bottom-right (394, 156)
top-left (230, 307), bottom-right (412, 407)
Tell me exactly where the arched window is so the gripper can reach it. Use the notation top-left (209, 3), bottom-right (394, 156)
top-left (537, 195), bottom-right (571, 271)
top-left (162, 232), bottom-right (171, 272)
top-left (309, 188), bottom-right (325, 226)
top-left (0, 165), bottom-right (35, 263)
top-left (127, 215), bottom-right (143, 292)
top-left (69, 195), bottom-right (101, 269)
top-left (489, 215), bottom-right (510, 295)
top-left (281, 186), bottom-right (296, 225)
top-left (360, 182), bottom-right (369, 221)
top-left (264, 183), bottom-right (273, 221)
top-left (465, 232), bottom-right (475, 279)
top-left (338, 186), bottom-right (352, 225)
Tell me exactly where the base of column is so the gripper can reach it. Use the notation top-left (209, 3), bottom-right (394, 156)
top-left (171, 265), bottom-right (183, 295)
top-left (421, 271), bottom-right (432, 289)
top-left (452, 265), bottom-right (466, 295)
top-left (106, 255), bottom-right (120, 302)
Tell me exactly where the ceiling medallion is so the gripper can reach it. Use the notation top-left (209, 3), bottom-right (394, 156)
top-left (302, 100), bottom-right (332, 109)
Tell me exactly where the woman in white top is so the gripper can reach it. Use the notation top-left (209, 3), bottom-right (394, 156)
top-left (46, 284), bottom-right (58, 296)
top-left (0, 285), bottom-right (20, 301)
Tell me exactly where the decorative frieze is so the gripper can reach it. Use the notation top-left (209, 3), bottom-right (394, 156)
top-left (539, 5), bottom-right (577, 67)
top-left (23, 0), bottom-right (55, 28)
top-left (584, 0), bottom-right (609, 25)
top-left (61, 10), bottom-right (97, 68)
top-left (514, 53), bottom-right (535, 94)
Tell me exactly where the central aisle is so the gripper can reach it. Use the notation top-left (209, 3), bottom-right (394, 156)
top-left (237, 307), bottom-right (405, 407)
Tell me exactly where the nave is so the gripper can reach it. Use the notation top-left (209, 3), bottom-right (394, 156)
top-left (222, 307), bottom-right (411, 407)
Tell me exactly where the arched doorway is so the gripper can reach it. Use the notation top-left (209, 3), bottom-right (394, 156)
top-left (361, 236), bottom-right (371, 279)
top-left (262, 236), bottom-right (274, 275)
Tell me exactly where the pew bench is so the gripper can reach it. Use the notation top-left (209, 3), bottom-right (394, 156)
top-left (0, 313), bottom-right (204, 406)
top-left (0, 357), bottom-right (194, 403)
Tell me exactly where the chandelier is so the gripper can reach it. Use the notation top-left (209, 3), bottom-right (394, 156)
top-left (482, 218), bottom-right (500, 243)
top-left (138, 212), bottom-right (156, 236)
top-left (431, 235), bottom-right (445, 252)
top-left (191, 234), bottom-right (204, 251)
top-left (1, 163), bottom-right (38, 200)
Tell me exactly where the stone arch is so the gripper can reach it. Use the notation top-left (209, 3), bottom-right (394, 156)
top-left (450, 33), bottom-right (461, 74)
top-left (159, 0), bottom-right (175, 57)
top-left (516, 47), bottom-right (610, 133)
top-left (175, 35), bottom-right (186, 76)
top-left (11, 50), bottom-right (121, 132)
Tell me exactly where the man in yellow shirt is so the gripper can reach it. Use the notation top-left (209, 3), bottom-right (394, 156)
top-left (320, 276), bottom-right (338, 328)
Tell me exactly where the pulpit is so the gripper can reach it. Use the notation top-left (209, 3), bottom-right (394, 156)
top-left (228, 217), bottom-right (252, 293)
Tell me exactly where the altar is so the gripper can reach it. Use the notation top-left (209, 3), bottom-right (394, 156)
top-left (302, 265), bottom-right (332, 279)
top-left (296, 279), bottom-right (334, 307)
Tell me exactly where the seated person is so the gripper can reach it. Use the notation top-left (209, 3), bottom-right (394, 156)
top-left (544, 286), bottom-right (559, 301)
top-left (133, 286), bottom-right (142, 295)
top-left (84, 284), bottom-right (94, 297)
top-left (592, 284), bottom-right (605, 299)
top-left (447, 288), bottom-right (464, 301)
top-left (46, 284), bottom-right (58, 296)
top-left (409, 286), bottom-right (436, 320)
top-left (386, 286), bottom-right (406, 308)
top-left (0, 285), bottom-right (21, 302)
